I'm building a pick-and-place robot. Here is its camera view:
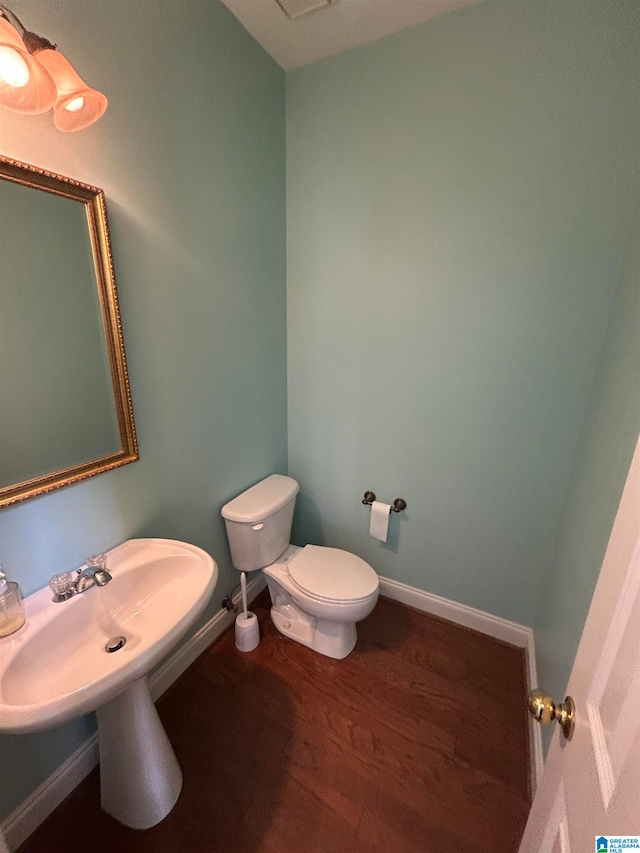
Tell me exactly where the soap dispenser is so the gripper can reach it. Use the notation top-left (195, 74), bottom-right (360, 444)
top-left (0, 568), bottom-right (25, 637)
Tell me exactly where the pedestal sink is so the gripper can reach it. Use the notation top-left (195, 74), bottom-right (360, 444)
top-left (0, 538), bottom-right (218, 829)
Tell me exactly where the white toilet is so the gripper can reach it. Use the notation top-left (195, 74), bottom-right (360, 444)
top-left (221, 474), bottom-right (379, 659)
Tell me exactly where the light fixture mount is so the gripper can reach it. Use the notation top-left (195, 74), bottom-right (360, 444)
top-left (20, 30), bottom-right (56, 55)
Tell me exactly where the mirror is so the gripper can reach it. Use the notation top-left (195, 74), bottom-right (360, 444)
top-left (0, 156), bottom-right (138, 508)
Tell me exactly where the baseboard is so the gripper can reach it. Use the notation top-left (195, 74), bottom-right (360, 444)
top-left (2, 733), bottom-right (99, 852)
top-left (379, 576), bottom-right (531, 646)
top-left (1, 574), bottom-right (266, 852)
top-left (378, 575), bottom-right (544, 793)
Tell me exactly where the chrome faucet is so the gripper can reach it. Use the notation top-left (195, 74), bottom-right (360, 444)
top-left (49, 554), bottom-right (112, 602)
top-left (75, 555), bottom-right (113, 593)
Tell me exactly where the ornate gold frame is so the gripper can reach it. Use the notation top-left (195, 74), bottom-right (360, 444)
top-left (0, 156), bottom-right (138, 508)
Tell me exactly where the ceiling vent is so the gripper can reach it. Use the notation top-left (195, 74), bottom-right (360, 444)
top-left (275, 0), bottom-right (336, 21)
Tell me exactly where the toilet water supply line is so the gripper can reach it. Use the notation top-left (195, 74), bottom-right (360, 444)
top-left (221, 581), bottom-right (242, 613)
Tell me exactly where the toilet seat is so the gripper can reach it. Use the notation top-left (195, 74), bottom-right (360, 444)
top-left (288, 545), bottom-right (378, 604)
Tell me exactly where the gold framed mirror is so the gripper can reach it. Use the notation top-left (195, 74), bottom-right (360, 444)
top-left (0, 156), bottom-right (138, 508)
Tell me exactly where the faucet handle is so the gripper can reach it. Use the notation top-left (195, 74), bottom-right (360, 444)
top-left (49, 572), bottom-right (75, 602)
top-left (86, 554), bottom-right (107, 570)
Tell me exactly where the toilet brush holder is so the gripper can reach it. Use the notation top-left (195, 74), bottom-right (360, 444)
top-left (235, 611), bottom-right (260, 652)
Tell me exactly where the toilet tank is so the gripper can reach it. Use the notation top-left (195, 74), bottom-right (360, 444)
top-left (221, 475), bottom-right (300, 572)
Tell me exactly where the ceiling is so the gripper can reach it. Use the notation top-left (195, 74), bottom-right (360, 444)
top-left (219, 0), bottom-right (481, 71)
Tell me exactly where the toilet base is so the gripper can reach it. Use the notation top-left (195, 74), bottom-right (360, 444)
top-left (267, 593), bottom-right (357, 660)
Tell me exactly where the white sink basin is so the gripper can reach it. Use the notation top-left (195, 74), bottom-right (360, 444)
top-left (0, 538), bottom-right (217, 732)
top-left (0, 538), bottom-right (218, 828)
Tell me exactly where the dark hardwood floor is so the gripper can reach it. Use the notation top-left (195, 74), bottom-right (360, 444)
top-left (17, 590), bottom-right (531, 853)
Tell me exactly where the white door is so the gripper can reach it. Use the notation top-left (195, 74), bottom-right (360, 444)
top-left (520, 434), bottom-right (640, 851)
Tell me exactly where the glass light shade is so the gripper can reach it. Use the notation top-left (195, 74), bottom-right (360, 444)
top-left (0, 17), bottom-right (56, 113)
top-left (36, 48), bottom-right (107, 132)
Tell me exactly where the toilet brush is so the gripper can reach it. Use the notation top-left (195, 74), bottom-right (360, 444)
top-left (235, 571), bottom-right (260, 652)
top-left (241, 571), bottom-right (248, 619)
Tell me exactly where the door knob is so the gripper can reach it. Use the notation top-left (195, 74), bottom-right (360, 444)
top-left (528, 689), bottom-right (575, 740)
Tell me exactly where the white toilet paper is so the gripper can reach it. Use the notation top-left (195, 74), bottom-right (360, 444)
top-left (370, 500), bottom-right (391, 542)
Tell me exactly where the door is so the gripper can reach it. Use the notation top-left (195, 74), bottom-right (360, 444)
top-left (520, 434), bottom-right (640, 851)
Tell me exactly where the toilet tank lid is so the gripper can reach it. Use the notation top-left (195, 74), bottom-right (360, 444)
top-left (221, 475), bottom-right (300, 523)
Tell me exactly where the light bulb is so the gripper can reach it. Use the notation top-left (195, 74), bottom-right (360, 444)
top-left (64, 95), bottom-right (84, 112)
top-left (0, 44), bottom-right (29, 87)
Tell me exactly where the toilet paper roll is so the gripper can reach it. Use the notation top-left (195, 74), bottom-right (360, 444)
top-left (369, 500), bottom-right (391, 542)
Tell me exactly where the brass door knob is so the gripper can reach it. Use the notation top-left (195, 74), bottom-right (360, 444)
top-left (528, 689), bottom-right (575, 740)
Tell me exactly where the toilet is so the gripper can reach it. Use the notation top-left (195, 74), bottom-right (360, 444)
top-left (221, 474), bottom-right (379, 659)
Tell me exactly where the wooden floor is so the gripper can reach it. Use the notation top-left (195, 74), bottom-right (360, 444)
top-left (18, 590), bottom-right (531, 853)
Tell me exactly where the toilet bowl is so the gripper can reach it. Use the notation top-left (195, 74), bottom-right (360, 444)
top-left (264, 544), bottom-right (378, 659)
top-left (221, 475), bottom-right (379, 660)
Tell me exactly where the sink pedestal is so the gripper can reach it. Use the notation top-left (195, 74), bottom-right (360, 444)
top-left (96, 676), bottom-right (182, 829)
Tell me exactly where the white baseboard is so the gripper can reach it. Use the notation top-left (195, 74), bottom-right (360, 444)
top-left (2, 733), bottom-right (99, 852)
top-left (379, 576), bottom-right (531, 646)
top-left (1, 574), bottom-right (266, 852)
top-left (378, 575), bottom-right (544, 793)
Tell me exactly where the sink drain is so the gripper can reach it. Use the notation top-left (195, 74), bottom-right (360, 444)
top-left (105, 636), bottom-right (126, 653)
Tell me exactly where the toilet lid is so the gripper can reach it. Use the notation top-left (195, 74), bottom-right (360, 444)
top-left (289, 545), bottom-right (378, 603)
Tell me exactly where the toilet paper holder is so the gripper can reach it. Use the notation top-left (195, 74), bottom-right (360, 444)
top-left (362, 491), bottom-right (407, 513)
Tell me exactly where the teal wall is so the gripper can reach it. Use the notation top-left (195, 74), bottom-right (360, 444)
top-left (534, 201), bottom-right (640, 735)
top-left (0, 0), bottom-right (285, 820)
top-left (286, 0), bottom-right (640, 626)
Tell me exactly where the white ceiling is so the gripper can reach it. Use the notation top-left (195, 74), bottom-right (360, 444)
top-left (220, 0), bottom-right (481, 71)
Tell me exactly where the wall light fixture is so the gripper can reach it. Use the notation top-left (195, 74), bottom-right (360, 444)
top-left (0, 4), bottom-right (107, 132)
